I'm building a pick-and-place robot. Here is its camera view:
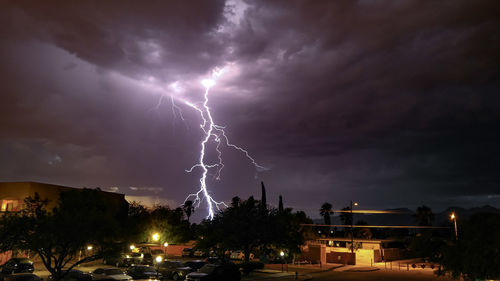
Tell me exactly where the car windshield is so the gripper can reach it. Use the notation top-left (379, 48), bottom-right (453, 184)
top-left (140, 267), bottom-right (156, 273)
top-left (18, 259), bottom-right (32, 264)
top-left (130, 253), bottom-right (141, 257)
top-left (13, 276), bottom-right (37, 281)
top-left (199, 265), bottom-right (215, 274)
top-left (183, 262), bottom-right (205, 269)
top-left (104, 269), bottom-right (123, 275)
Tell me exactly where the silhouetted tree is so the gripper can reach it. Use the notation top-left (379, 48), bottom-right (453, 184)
top-left (260, 182), bottom-right (267, 208)
top-left (197, 194), bottom-right (314, 263)
top-left (414, 205), bottom-right (435, 226)
top-left (0, 189), bottom-right (125, 281)
top-left (355, 220), bottom-right (372, 239)
top-left (278, 195), bottom-right (284, 213)
top-left (319, 202), bottom-right (333, 236)
top-left (437, 213), bottom-right (500, 281)
top-left (231, 196), bottom-right (241, 208)
top-left (150, 205), bottom-right (192, 244)
top-left (182, 200), bottom-right (194, 222)
top-left (339, 206), bottom-right (352, 237)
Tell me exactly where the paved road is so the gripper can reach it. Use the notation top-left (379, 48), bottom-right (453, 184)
top-left (303, 269), bottom-right (452, 281)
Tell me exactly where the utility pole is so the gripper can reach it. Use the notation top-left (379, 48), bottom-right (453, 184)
top-left (450, 212), bottom-right (458, 240)
top-left (350, 201), bottom-right (358, 253)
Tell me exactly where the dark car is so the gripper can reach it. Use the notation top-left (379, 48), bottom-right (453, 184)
top-left (181, 248), bottom-right (194, 258)
top-left (49, 269), bottom-right (92, 281)
top-left (185, 263), bottom-right (241, 281)
top-left (170, 261), bottom-right (206, 281)
top-left (1, 258), bottom-right (34, 275)
top-left (126, 265), bottom-right (160, 280)
top-left (91, 268), bottom-right (132, 281)
top-left (4, 274), bottom-right (41, 281)
top-left (157, 261), bottom-right (183, 280)
top-left (105, 252), bottom-right (149, 267)
top-left (203, 257), bottom-right (221, 264)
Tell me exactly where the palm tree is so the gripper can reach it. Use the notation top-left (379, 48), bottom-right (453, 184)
top-left (183, 200), bottom-right (194, 222)
top-left (319, 202), bottom-right (333, 236)
top-left (414, 205), bottom-right (435, 226)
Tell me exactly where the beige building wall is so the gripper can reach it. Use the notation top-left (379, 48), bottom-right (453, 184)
top-left (0, 182), bottom-right (127, 214)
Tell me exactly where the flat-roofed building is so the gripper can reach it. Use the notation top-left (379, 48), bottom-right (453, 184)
top-left (0, 181), bottom-right (128, 215)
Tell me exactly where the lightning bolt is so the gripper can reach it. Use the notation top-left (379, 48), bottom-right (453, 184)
top-left (182, 77), bottom-right (266, 219)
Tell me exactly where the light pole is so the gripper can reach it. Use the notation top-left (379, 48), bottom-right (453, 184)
top-left (152, 233), bottom-right (160, 242)
top-left (450, 212), bottom-right (458, 240)
top-left (350, 201), bottom-right (358, 253)
top-left (280, 251), bottom-right (285, 272)
top-left (163, 242), bottom-right (168, 256)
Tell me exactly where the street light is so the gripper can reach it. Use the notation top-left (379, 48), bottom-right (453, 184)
top-left (350, 201), bottom-right (358, 253)
top-left (130, 245), bottom-right (135, 250)
top-left (87, 245), bottom-right (93, 251)
top-left (163, 242), bottom-right (169, 256)
top-left (280, 251), bottom-right (285, 272)
top-left (450, 212), bottom-right (458, 240)
top-left (152, 233), bottom-right (160, 242)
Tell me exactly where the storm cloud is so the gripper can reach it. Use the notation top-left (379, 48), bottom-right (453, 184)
top-left (1, 0), bottom-right (500, 219)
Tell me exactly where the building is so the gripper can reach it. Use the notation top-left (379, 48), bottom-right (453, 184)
top-left (0, 181), bottom-right (128, 215)
top-left (302, 237), bottom-right (406, 265)
top-left (0, 181), bottom-right (129, 265)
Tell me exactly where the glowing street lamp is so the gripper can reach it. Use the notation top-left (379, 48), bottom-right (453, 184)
top-left (350, 201), bottom-right (358, 253)
top-left (163, 242), bottom-right (169, 256)
top-left (450, 212), bottom-right (458, 240)
top-left (152, 233), bottom-right (160, 242)
top-left (280, 251), bottom-right (285, 272)
top-left (130, 245), bottom-right (135, 250)
top-left (87, 245), bottom-right (93, 251)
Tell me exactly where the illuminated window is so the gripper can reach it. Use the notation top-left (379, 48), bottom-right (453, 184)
top-left (1, 199), bottom-right (22, 212)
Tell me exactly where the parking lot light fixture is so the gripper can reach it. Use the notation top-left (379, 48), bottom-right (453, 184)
top-left (130, 245), bottom-right (135, 250)
top-left (450, 212), bottom-right (458, 240)
top-left (163, 242), bottom-right (168, 247)
top-left (152, 233), bottom-right (160, 241)
top-left (155, 256), bottom-right (163, 263)
top-left (87, 245), bottom-right (93, 250)
top-left (280, 251), bottom-right (285, 257)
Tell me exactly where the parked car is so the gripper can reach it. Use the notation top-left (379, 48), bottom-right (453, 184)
top-left (229, 251), bottom-right (254, 261)
top-left (0, 258), bottom-right (34, 275)
top-left (203, 257), bottom-right (221, 264)
top-left (150, 249), bottom-right (166, 262)
top-left (181, 248), bottom-right (194, 258)
top-left (4, 274), bottom-right (41, 281)
top-left (192, 250), bottom-right (205, 258)
top-left (185, 262), bottom-right (241, 281)
top-left (126, 265), bottom-right (160, 280)
top-left (169, 260), bottom-right (206, 281)
top-left (91, 268), bottom-right (132, 281)
top-left (104, 252), bottom-right (151, 267)
top-left (157, 261), bottom-right (183, 280)
top-left (49, 269), bottom-right (92, 281)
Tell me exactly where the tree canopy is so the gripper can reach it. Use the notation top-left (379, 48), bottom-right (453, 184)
top-left (0, 189), bottom-right (127, 281)
top-left (196, 195), bottom-right (313, 262)
top-left (437, 213), bottom-right (500, 281)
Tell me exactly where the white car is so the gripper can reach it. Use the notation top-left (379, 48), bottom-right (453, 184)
top-left (229, 250), bottom-right (254, 261)
top-left (91, 268), bottom-right (132, 281)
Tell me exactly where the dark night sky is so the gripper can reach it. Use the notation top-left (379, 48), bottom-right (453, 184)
top-left (1, 0), bottom-right (500, 220)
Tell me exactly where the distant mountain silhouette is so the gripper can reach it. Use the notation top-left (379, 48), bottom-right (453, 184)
top-left (313, 205), bottom-right (500, 227)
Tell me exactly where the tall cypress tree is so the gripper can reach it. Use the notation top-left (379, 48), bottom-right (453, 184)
top-left (261, 181), bottom-right (267, 207)
top-left (278, 195), bottom-right (284, 212)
